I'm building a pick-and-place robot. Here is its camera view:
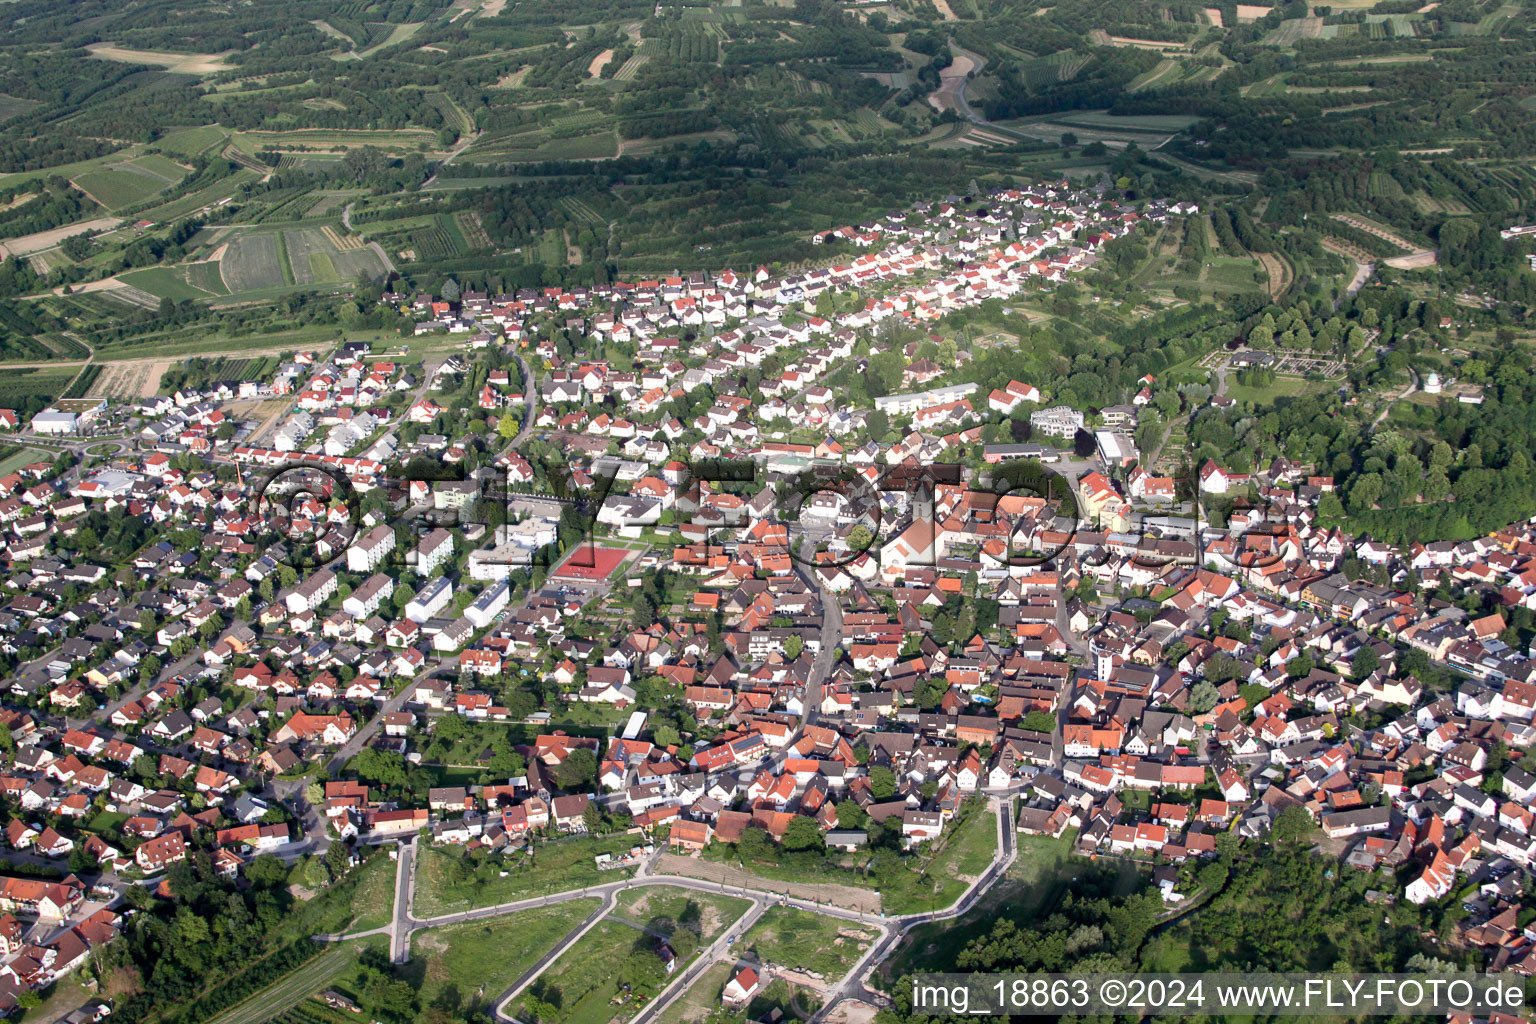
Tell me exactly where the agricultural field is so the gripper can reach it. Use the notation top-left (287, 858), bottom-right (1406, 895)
top-left (109, 224), bottom-right (391, 302)
top-left (119, 257), bottom-right (234, 300)
top-left (217, 231), bottom-right (289, 292)
top-left (284, 226), bottom-right (385, 285)
top-left (155, 124), bottom-right (229, 157)
top-left (230, 128), bottom-right (441, 156)
top-left (0, 365), bottom-right (82, 409)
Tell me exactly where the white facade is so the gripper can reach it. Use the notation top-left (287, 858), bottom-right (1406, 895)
top-left (348, 524), bottom-right (396, 573)
top-left (406, 576), bottom-right (453, 623)
top-left (465, 579), bottom-right (511, 628)
top-left (343, 572), bottom-right (394, 619)
top-left (1030, 405), bottom-right (1084, 438)
top-left (415, 528), bottom-right (454, 577)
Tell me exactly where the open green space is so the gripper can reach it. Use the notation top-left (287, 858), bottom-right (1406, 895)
top-left (521, 892), bottom-right (746, 1024)
top-left (612, 886), bottom-right (754, 945)
top-left (413, 834), bottom-right (640, 918)
top-left (737, 906), bottom-right (878, 981)
top-left (706, 799), bottom-right (997, 915)
top-left (408, 901), bottom-right (599, 1015)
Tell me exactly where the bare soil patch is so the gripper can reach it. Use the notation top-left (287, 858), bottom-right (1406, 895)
top-left (0, 218), bottom-right (122, 260)
top-left (655, 855), bottom-right (880, 914)
top-left (86, 43), bottom-right (234, 74)
top-left (587, 48), bottom-right (615, 77)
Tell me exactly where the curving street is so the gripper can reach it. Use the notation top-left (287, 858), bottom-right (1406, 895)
top-left (320, 795), bottom-right (1021, 1024)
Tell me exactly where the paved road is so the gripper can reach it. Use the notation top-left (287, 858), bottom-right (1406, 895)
top-left (491, 888), bottom-right (617, 1020)
top-left (390, 837), bottom-right (416, 963)
top-left (498, 354), bottom-right (539, 455)
top-left (419, 130), bottom-right (484, 190)
top-left (795, 533), bottom-right (844, 742)
top-left (318, 797), bottom-right (1022, 1024)
top-left (936, 41), bottom-right (988, 125)
top-left (808, 798), bottom-right (1018, 1023)
top-left (629, 899), bottom-right (769, 1024)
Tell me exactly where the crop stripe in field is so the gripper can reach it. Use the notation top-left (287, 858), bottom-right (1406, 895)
top-left (276, 231), bottom-right (296, 286)
top-left (204, 946), bottom-right (351, 1024)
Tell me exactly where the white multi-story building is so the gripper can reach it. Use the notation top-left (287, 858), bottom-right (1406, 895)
top-left (465, 580), bottom-right (511, 629)
top-left (285, 568), bottom-right (337, 614)
top-left (873, 382), bottom-right (977, 417)
top-left (414, 528), bottom-right (454, 577)
top-left (1029, 405), bottom-right (1084, 438)
top-left (348, 523), bottom-right (396, 573)
top-left (406, 576), bottom-right (453, 623)
top-left (343, 572), bottom-right (394, 619)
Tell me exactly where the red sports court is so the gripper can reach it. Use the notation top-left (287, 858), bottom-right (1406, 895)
top-left (553, 544), bottom-right (628, 581)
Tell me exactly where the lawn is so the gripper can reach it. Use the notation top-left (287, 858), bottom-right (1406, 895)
top-left (880, 798), bottom-right (999, 914)
top-left (340, 851), bottom-right (397, 933)
top-left (87, 809), bottom-right (129, 834)
top-left (409, 900), bottom-right (599, 1015)
top-left (0, 447), bottom-right (40, 476)
top-left (737, 906), bottom-right (878, 981)
top-left (1006, 830), bottom-right (1080, 891)
top-left (527, 902), bottom-right (723, 1024)
top-left (413, 834), bottom-right (640, 918)
top-left (612, 886), bottom-right (753, 945)
top-left (1224, 374), bottom-right (1334, 406)
top-left (699, 800), bottom-right (997, 915)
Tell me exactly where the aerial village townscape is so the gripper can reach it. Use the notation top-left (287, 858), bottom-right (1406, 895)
top-left (0, 175), bottom-right (1533, 1024)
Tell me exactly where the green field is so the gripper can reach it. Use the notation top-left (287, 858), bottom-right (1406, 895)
top-left (525, 893), bottom-right (746, 1024)
top-left (656, 959), bottom-right (734, 1024)
top-left (0, 366), bottom-right (79, 408)
top-left (413, 835), bottom-right (641, 918)
top-left (465, 131), bottom-right (619, 164)
top-left (411, 901), bottom-right (599, 1014)
top-left (207, 942), bottom-right (378, 1024)
top-left (219, 230), bottom-right (287, 291)
top-left (73, 169), bottom-right (164, 210)
top-left (155, 125), bottom-right (229, 156)
top-left (231, 128), bottom-right (439, 154)
top-left (120, 265), bottom-right (225, 300)
top-left (73, 156), bottom-right (187, 210)
top-left (0, 93), bottom-right (42, 122)
top-left (612, 886), bottom-right (753, 945)
top-left (737, 907), bottom-right (878, 981)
